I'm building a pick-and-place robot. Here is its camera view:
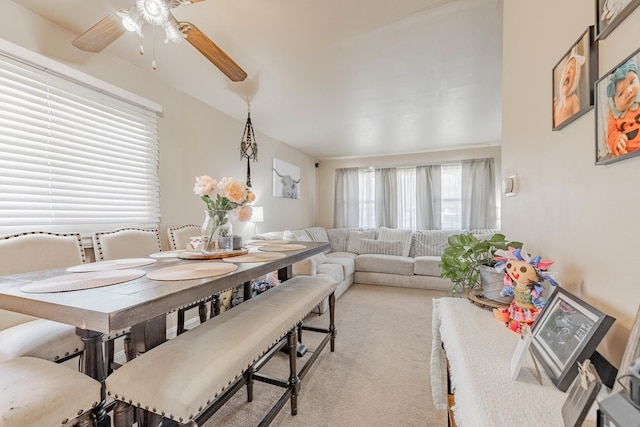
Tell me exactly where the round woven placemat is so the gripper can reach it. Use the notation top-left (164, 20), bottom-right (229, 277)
top-left (21, 270), bottom-right (146, 293)
top-left (149, 250), bottom-right (182, 259)
top-left (178, 248), bottom-right (249, 260)
top-left (257, 244), bottom-right (306, 252)
top-left (146, 262), bottom-right (238, 281)
top-left (222, 252), bottom-right (287, 263)
top-left (246, 240), bottom-right (290, 246)
top-left (67, 258), bottom-right (157, 272)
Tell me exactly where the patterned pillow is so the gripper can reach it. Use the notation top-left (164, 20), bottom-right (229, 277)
top-left (305, 227), bottom-right (330, 242)
top-left (346, 230), bottom-right (376, 254)
top-left (377, 227), bottom-right (412, 257)
top-left (359, 238), bottom-right (404, 256)
top-left (326, 228), bottom-right (358, 252)
top-left (283, 229), bottom-right (311, 242)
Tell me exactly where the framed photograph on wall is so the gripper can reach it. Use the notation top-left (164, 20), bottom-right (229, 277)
top-left (595, 47), bottom-right (640, 165)
top-left (531, 287), bottom-right (615, 392)
top-left (596, 0), bottom-right (640, 41)
top-left (552, 26), bottom-right (597, 131)
top-left (272, 158), bottom-right (301, 199)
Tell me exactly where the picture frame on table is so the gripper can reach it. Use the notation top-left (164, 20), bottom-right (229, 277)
top-left (552, 26), bottom-right (598, 131)
top-left (613, 305), bottom-right (640, 392)
top-left (595, 47), bottom-right (640, 165)
top-left (596, 0), bottom-right (640, 41)
top-left (531, 287), bottom-right (615, 392)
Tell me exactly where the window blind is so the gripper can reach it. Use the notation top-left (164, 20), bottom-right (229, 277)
top-left (0, 52), bottom-right (160, 235)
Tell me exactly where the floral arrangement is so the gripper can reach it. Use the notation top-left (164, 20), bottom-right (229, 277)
top-left (193, 175), bottom-right (255, 221)
top-left (193, 176), bottom-right (255, 251)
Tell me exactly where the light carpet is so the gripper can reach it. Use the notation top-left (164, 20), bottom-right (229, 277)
top-left (202, 283), bottom-right (448, 427)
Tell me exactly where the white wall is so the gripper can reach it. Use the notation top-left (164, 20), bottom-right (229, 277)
top-left (317, 146), bottom-right (502, 228)
top-left (503, 1), bottom-right (640, 366)
top-left (1, 2), bottom-right (318, 247)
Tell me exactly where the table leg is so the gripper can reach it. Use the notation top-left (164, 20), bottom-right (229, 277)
top-left (243, 280), bottom-right (252, 301)
top-left (76, 328), bottom-right (110, 427)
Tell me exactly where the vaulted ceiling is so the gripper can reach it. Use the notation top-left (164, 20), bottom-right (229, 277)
top-left (11, 0), bottom-right (503, 159)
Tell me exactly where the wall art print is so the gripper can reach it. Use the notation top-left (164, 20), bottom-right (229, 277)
top-left (272, 158), bottom-right (301, 199)
top-left (595, 46), bottom-right (640, 165)
top-left (596, 0), bottom-right (640, 40)
top-left (552, 26), bottom-right (597, 131)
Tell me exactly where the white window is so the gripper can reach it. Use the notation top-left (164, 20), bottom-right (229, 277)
top-left (440, 164), bottom-right (462, 230)
top-left (356, 164), bottom-right (463, 230)
top-left (0, 51), bottom-right (160, 235)
top-left (358, 168), bottom-right (375, 228)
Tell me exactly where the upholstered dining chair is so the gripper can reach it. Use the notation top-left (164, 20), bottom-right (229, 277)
top-left (166, 224), bottom-right (213, 334)
top-left (167, 224), bottom-right (201, 251)
top-left (92, 227), bottom-right (162, 374)
top-left (0, 231), bottom-right (86, 364)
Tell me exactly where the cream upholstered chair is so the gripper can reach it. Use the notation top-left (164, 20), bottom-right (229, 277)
top-left (92, 228), bottom-right (162, 374)
top-left (167, 225), bottom-right (212, 334)
top-left (0, 232), bottom-right (85, 363)
top-left (167, 224), bottom-right (200, 251)
top-left (0, 356), bottom-right (101, 427)
top-left (93, 227), bottom-right (162, 261)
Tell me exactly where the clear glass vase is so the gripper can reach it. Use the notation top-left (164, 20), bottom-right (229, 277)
top-left (201, 209), bottom-right (233, 254)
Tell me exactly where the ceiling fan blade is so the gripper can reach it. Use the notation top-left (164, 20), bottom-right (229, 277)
top-left (72, 12), bottom-right (126, 53)
top-left (179, 22), bottom-right (247, 82)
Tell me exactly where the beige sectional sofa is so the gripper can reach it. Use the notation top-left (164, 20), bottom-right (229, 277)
top-left (251, 226), bottom-right (498, 313)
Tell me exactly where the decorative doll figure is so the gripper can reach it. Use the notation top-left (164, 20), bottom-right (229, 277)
top-left (492, 248), bottom-right (559, 333)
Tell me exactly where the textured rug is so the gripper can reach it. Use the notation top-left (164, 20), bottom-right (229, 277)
top-left (202, 283), bottom-right (448, 427)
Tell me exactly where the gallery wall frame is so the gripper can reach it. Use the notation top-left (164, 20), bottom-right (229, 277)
top-left (596, 0), bottom-right (640, 41)
top-left (272, 158), bottom-right (301, 199)
top-left (552, 26), bottom-right (597, 131)
top-left (531, 287), bottom-right (615, 392)
top-left (595, 46), bottom-right (640, 165)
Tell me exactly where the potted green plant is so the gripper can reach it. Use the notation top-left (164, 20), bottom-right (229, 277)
top-left (440, 232), bottom-right (523, 298)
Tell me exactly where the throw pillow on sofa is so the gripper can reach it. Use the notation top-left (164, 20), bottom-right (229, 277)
top-left (359, 238), bottom-right (404, 256)
top-left (346, 230), bottom-right (376, 254)
top-left (283, 229), bottom-right (312, 242)
top-left (305, 226), bottom-right (330, 242)
top-left (377, 227), bottom-right (412, 257)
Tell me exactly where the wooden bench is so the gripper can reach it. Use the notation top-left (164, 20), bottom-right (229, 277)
top-left (0, 356), bottom-right (102, 427)
top-left (105, 275), bottom-right (338, 426)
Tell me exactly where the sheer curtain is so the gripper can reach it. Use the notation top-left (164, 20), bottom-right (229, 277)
top-left (333, 168), bottom-right (359, 227)
top-left (375, 168), bottom-right (397, 228)
top-left (416, 165), bottom-right (442, 230)
top-left (397, 168), bottom-right (416, 230)
top-left (461, 158), bottom-right (497, 230)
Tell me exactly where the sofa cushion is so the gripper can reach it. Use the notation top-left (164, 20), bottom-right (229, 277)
top-left (413, 256), bottom-right (442, 276)
top-left (324, 256), bottom-right (355, 278)
top-left (251, 231), bottom-right (285, 241)
top-left (326, 228), bottom-right (358, 253)
top-left (317, 262), bottom-right (344, 284)
top-left (411, 230), bottom-right (458, 257)
top-left (346, 230), bottom-right (376, 254)
top-left (283, 229), bottom-right (312, 242)
top-left (355, 254), bottom-right (414, 276)
top-left (305, 227), bottom-right (330, 242)
top-left (377, 227), bottom-right (412, 257)
top-left (359, 238), bottom-right (404, 256)
top-left (292, 253), bottom-right (327, 276)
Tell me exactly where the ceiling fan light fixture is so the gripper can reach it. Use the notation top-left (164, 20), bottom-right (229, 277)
top-left (136, 0), bottom-right (170, 26)
top-left (162, 16), bottom-right (184, 44)
top-left (118, 8), bottom-right (144, 35)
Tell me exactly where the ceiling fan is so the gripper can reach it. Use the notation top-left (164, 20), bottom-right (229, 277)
top-left (72, 0), bottom-right (247, 81)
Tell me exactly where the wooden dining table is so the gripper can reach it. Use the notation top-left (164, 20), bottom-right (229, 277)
top-left (0, 241), bottom-right (329, 427)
